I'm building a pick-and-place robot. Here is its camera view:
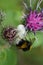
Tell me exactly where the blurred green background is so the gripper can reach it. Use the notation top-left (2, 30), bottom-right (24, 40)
top-left (0, 0), bottom-right (43, 65)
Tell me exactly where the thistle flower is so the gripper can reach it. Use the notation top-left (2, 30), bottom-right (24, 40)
top-left (26, 10), bottom-right (43, 32)
top-left (3, 27), bottom-right (17, 43)
top-left (23, 0), bottom-right (43, 32)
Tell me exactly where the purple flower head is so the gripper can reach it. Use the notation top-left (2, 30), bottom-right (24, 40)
top-left (26, 10), bottom-right (43, 31)
top-left (3, 27), bottom-right (17, 43)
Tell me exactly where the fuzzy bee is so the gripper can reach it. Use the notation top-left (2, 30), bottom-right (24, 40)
top-left (2, 24), bottom-right (35, 51)
top-left (16, 39), bottom-right (32, 51)
top-left (15, 24), bottom-right (33, 51)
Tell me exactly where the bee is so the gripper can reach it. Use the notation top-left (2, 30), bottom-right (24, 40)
top-left (15, 24), bottom-right (33, 51)
top-left (2, 24), bottom-right (35, 51)
top-left (16, 39), bottom-right (32, 51)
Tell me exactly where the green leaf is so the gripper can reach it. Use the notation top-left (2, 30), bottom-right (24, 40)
top-left (0, 46), bottom-right (17, 65)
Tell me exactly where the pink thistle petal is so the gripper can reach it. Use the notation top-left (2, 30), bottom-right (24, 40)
top-left (26, 10), bottom-right (43, 31)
